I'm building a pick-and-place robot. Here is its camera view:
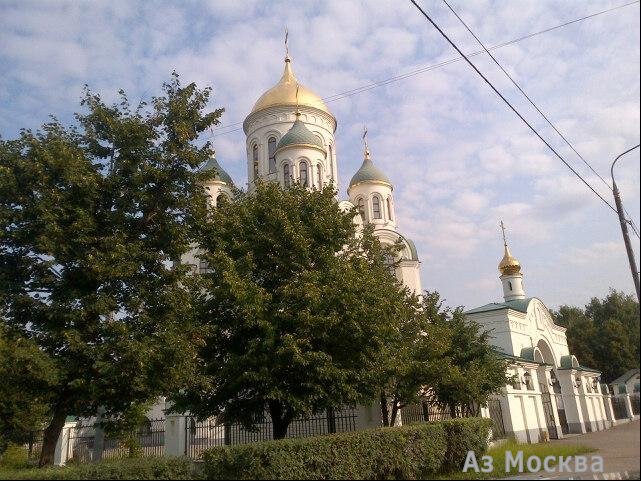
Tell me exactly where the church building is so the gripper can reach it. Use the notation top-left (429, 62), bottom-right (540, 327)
top-left (55, 49), bottom-right (631, 465)
top-left (183, 52), bottom-right (422, 294)
top-left (465, 226), bottom-right (613, 442)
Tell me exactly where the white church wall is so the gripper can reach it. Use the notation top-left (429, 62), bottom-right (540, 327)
top-left (468, 311), bottom-right (514, 355)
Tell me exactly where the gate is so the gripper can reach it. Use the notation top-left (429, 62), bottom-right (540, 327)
top-left (540, 384), bottom-right (558, 439)
top-left (487, 399), bottom-right (506, 439)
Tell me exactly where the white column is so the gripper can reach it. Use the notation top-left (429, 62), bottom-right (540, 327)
top-left (164, 414), bottom-right (187, 457)
top-left (53, 420), bottom-right (79, 466)
top-left (602, 393), bottom-right (616, 426)
top-left (557, 369), bottom-right (586, 434)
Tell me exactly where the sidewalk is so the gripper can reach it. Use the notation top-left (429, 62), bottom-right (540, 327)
top-left (506, 420), bottom-right (640, 480)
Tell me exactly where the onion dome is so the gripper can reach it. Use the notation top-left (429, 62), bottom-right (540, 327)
top-left (275, 113), bottom-right (326, 155)
top-left (349, 149), bottom-right (392, 188)
top-left (200, 155), bottom-right (233, 186)
top-left (250, 56), bottom-right (332, 117)
top-left (498, 244), bottom-right (521, 276)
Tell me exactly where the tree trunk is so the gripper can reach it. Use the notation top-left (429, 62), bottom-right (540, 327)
top-left (449, 402), bottom-right (457, 419)
top-left (39, 408), bottom-right (68, 467)
top-left (380, 393), bottom-right (390, 427)
top-left (268, 401), bottom-right (293, 440)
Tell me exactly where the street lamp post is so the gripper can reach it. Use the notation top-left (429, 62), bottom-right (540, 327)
top-left (611, 144), bottom-right (641, 303)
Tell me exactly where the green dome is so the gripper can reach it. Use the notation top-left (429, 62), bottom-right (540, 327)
top-left (200, 156), bottom-right (233, 186)
top-left (349, 152), bottom-right (392, 188)
top-left (276, 117), bottom-right (325, 154)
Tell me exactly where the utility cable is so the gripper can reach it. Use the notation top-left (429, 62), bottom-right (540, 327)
top-left (441, 0), bottom-right (639, 236)
top-left (409, 0), bottom-right (618, 214)
top-left (205, 0), bottom-right (639, 138)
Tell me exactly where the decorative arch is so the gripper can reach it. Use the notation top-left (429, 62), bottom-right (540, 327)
top-left (535, 339), bottom-right (556, 366)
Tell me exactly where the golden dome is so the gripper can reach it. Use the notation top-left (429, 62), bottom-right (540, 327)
top-left (499, 244), bottom-right (522, 276)
top-left (249, 56), bottom-right (332, 117)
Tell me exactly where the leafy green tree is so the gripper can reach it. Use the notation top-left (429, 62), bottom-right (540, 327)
top-left (0, 327), bottom-right (58, 454)
top-left (170, 182), bottom-right (407, 439)
top-left (0, 74), bottom-right (221, 465)
top-left (553, 306), bottom-right (598, 369)
top-left (429, 296), bottom-right (510, 418)
top-left (553, 289), bottom-right (639, 382)
top-left (376, 291), bottom-right (450, 427)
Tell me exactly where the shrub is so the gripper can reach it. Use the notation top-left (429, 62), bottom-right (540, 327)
top-left (203, 417), bottom-right (493, 480)
top-left (441, 417), bottom-right (493, 471)
top-left (0, 457), bottom-right (202, 480)
top-left (0, 443), bottom-right (30, 469)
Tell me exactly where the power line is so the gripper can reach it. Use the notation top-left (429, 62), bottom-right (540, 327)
top-left (409, 0), bottom-right (618, 214)
top-left (206, 0), bottom-right (639, 138)
top-left (441, 0), bottom-right (640, 238)
top-left (442, 0), bottom-right (615, 192)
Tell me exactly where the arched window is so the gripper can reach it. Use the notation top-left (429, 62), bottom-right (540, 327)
top-left (283, 163), bottom-right (291, 187)
top-left (372, 196), bottom-right (382, 219)
top-left (384, 253), bottom-right (396, 276)
top-left (508, 281), bottom-right (513, 291)
top-left (328, 145), bottom-right (333, 181)
top-left (357, 198), bottom-right (366, 221)
top-left (316, 164), bottom-right (322, 188)
top-left (299, 161), bottom-right (308, 187)
top-left (386, 197), bottom-right (393, 221)
top-left (216, 194), bottom-right (228, 206)
top-left (268, 137), bottom-right (277, 174)
top-left (252, 144), bottom-right (259, 180)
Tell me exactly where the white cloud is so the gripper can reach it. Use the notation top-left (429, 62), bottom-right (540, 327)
top-left (0, 0), bottom-right (638, 309)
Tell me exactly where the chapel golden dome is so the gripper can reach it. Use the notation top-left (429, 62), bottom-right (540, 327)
top-left (498, 244), bottom-right (522, 276)
top-left (249, 56), bottom-right (332, 117)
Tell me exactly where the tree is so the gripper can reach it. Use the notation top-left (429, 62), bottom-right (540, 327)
top-left (427, 295), bottom-right (510, 418)
top-left (169, 181), bottom-right (407, 439)
top-left (375, 291), bottom-right (450, 427)
top-left (0, 327), bottom-right (58, 454)
top-left (553, 289), bottom-right (639, 383)
top-left (553, 306), bottom-right (598, 369)
top-left (0, 74), bottom-right (221, 465)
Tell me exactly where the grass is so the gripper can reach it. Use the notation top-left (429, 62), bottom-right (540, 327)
top-left (437, 438), bottom-right (596, 479)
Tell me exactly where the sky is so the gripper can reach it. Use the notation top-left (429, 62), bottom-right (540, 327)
top-left (1, 0), bottom-right (639, 311)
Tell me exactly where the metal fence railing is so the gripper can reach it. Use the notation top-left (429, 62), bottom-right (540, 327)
top-left (630, 393), bottom-right (640, 415)
top-left (64, 418), bottom-right (165, 463)
top-left (399, 402), bottom-right (452, 425)
top-left (487, 399), bottom-right (506, 439)
top-left (185, 408), bottom-right (358, 459)
top-left (611, 396), bottom-right (628, 420)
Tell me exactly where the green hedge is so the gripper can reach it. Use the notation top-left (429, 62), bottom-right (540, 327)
top-left (0, 457), bottom-right (202, 480)
top-left (203, 417), bottom-right (493, 480)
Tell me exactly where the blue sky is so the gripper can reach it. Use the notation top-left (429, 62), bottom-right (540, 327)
top-left (1, 0), bottom-right (639, 310)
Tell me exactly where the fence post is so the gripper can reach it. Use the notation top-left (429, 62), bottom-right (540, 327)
top-left (92, 407), bottom-right (106, 462)
top-left (53, 420), bottom-right (80, 466)
top-left (164, 414), bottom-right (187, 457)
top-left (621, 393), bottom-right (634, 420)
